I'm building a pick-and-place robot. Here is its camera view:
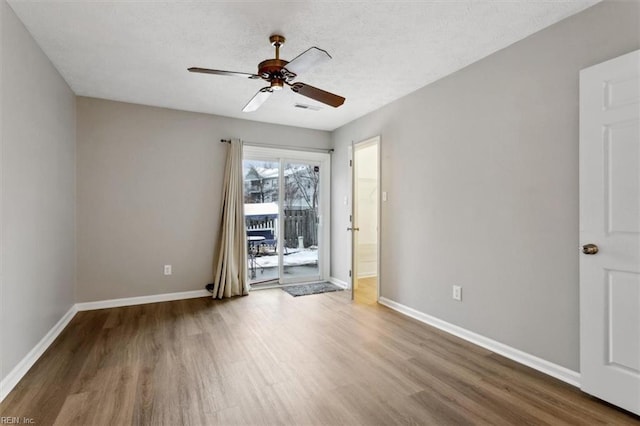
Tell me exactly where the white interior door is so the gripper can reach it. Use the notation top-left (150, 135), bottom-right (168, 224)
top-left (579, 49), bottom-right (640, 415)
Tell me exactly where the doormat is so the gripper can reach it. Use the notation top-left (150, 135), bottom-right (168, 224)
top-left (281, 282), bottom-right (343, 297)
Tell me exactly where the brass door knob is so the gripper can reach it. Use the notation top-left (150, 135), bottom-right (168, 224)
top-left (582, 244), bottom-right (599, 255)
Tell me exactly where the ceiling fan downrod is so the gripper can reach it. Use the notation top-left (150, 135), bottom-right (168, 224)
top-left (270, 34), bottom-right (285, 60)
top-left (258, 34), bottom-right (289, 91)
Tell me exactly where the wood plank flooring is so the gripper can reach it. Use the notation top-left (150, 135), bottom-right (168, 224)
top-left (1, 287), bottom-right (638, 425)
top-left (355, 277), bottom-right (378, 305)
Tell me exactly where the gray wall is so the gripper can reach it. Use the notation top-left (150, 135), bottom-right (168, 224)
top-left (76, 97), bottom-right (330, 302)
top-left (330, 0), bottom-right (639, 371)
top-left (1, 1), bottom-right (76, 381)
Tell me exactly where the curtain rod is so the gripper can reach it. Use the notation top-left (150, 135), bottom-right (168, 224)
top-left (220, 139), bottom-right (334, 154)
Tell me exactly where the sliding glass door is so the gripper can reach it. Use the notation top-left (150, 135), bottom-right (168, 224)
top-left (243, 146), bottom-right (330, 287)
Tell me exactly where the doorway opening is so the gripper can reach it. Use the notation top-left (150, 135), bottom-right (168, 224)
top-left (243, 146), bottom-right (330, 288)
top-left (351, 137), bottom-right (380, 304)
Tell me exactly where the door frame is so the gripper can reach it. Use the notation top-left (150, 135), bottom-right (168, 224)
top-left (244, 145), bottom-right (331, 285)
top-left (350, 136), bottom-right (381, 301)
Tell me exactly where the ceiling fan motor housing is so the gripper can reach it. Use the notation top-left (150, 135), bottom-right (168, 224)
top-left (258, 35), bottom-right (297, 90)
top-left (257, 59), bottom-right (290, 90)
top-left (258, 59), bottom-right (288, 78)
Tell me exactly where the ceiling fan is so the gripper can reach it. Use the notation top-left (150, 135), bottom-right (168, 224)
top-left (188, 35), bottom-right (346, 112)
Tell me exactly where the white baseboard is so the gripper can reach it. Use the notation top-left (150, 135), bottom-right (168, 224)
top-left (0, 304), bottom-right (78, 402)
top-left (329, 276), bottom-right (350, 289)
top-left (378, 297), bottom-right (581, 387)
top-left (75, 289), bottom-right (211, 311)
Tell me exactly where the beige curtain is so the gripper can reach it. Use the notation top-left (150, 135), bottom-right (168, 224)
top-left (212, 139), bottom-right (248, 298)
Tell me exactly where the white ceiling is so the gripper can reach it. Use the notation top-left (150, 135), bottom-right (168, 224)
top-left (8, 0), bottom-right (600, 131)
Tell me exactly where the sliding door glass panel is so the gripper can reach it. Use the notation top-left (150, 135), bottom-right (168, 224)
top-left (243, 159), bottom-right (280, 286)
top-left (282, 161), bottom-right (320, 282)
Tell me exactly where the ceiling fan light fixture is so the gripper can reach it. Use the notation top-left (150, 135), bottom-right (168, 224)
top-left (270, 79), bottom-right (284, 91)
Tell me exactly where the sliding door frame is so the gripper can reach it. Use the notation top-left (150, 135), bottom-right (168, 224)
top-left (244, 145), bottom-right (331, 285)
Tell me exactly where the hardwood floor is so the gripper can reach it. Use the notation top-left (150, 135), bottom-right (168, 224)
top-left (355, 276), bottom-right (378, 305)
top-left (1, 288), bottom-right (638, 425)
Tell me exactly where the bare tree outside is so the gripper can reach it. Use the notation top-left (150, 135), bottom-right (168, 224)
top-left (284, 163), bottom-right (319, 248)
top-left (284, 164), bottom-right (319, 210)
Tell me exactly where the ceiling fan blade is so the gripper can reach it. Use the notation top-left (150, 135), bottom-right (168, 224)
top-left (188, 67), bottom-right (261, 79)
top-left (283, 47), bottom-right (331, 77)
top-left (290, 82), bottom-right (345, 108)
top-left (243, 87), bottom-right (273, 112)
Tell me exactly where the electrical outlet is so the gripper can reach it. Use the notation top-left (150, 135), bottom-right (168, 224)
top-left (164, 265), bottom-right (172, 276)
top-left (452, 285), bottom-right (462, 301)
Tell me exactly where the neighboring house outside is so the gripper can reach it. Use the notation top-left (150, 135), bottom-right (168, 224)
top-left (244, 163), bottom-right (319, 211)
top-left (244, 166), bottom-right (279, 203)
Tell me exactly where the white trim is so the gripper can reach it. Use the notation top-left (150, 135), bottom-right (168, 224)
top-left (378, 297), bottom-right (581, 387)
top-left (76, 289), bottom-right (210, 311)
top-left (329, 276), bottom-right (350, 289)
top-left (0, 304), bottom-right (78, 402)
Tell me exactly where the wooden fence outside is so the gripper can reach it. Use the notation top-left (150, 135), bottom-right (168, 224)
top-left (284, 209), bottom-right (317, 248)
top-left (245, 208), bottom-right (317, 249)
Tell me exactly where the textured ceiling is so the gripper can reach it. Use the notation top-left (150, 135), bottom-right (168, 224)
top-left (8, 0), bottom-right (600, 131)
